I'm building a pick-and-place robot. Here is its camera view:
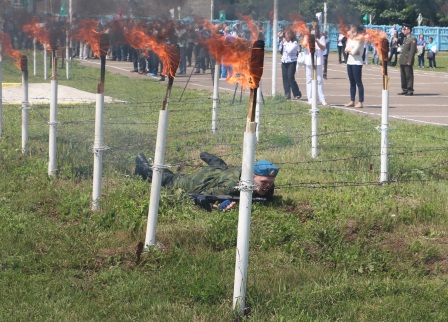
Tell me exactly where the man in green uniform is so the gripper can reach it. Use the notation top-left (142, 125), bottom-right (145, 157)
top-left (134, 152), bottom-right (279, 208)
top-left (398, 23), bottom-right (417, 96)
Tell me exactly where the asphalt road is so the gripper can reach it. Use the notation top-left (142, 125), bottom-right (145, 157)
top-left (79, 53), bottom-right (448, 126)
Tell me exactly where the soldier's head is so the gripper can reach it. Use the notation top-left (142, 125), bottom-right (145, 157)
top-left (402, 23), bottom-right (412, 36)
top-left (253, 160), bottom-right (279, 196)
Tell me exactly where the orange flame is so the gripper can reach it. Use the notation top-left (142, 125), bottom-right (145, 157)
top-left (72, 20), bottom-right (109, 57)
top-left (365, 29), bottom-right (389, 76)
top-left (125, 24), bottom-right (179, 78)
top-left (338, 17), bottom-right (350, 37)
top-left (238, 15), bottom-right (260, 40)
top-left (365, 29), bottom-right (388, 61)
top-left (0, 32), bottom-right (23, 70)
top-left (202, 21), bottom-right (263, 89)
top-left (23, 17), bottom-right (51, 45)
top-left (291, 19), bottom-right (309, 37)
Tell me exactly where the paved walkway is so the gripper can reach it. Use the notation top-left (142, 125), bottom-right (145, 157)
top-left (79, 53), bottom-right (448, 126)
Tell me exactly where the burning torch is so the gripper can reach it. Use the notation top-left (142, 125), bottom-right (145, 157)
top-left (308, 33), bottom-right (319, 158)
top-left (233, 39), bottom-right (264, 314)
top-left (145, 44), bottom-right (180, 246)
top-left (379, 37), bottom-right (390, 183)
top-left (92, 27), bottom-right (110, 211)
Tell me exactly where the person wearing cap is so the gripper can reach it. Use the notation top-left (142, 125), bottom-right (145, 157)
top-left (134, 152), bottom-right (279, 210)
top-left (398, 23), bottom-right (417, 96)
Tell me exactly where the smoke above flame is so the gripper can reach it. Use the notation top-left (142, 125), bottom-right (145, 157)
top-left (0, 32), bottom-right (23, 70)
top-left (72, 20), bottom-right (109, 57)
top-left (238, 15), bottom-right (261, 40)
top-left (202, 20), bottom-right (264, 89)
top-left (365, 29), bottom-right (388, 61)
top-left (290, 15), bottom-right (309, 36)
top-left (23, 17), bottom-right (51, 45)
top-left (338, 17), bottom-right (350, 37)
top-left (22, 16), bottom-right (65, 50)
top-left (125, 24), bottom-right (179, 78)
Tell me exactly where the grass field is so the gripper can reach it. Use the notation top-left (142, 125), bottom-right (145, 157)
top-left (1, 52), bottom-right (448, 321)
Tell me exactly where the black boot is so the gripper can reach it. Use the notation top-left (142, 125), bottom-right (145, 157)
top-left (200, 152), bottom-right (228, 169)
top-left (134, 153), bottom-right (153, 181)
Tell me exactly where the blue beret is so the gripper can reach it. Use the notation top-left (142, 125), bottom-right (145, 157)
top-left (254, 160), bottom-right (279, 177)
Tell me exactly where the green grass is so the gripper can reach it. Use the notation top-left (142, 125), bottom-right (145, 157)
top-left (1, 52), bottom-right (448, 321)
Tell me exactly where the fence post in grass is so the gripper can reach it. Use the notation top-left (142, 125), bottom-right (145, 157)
top-left (91, 33), bottom-right (109, 211)
top-left (48, 48), bottom-right (58, 176)
top-left (33, 38), bottom-right (37, 76)
top-left (212, 63), bottom-right (220, 133)
top-left (233, 40), bottom-right (264, 314)
top-left (378, 37), bottom-right (390, 183)
top-left (0, 45), bottom-right (2, 138)
top-left (21, 56), bottom-right (29, 154)
top-left (380, 89), bottom-right (389, 183)
top-left (145, 45), bottom-right (180, 247)
top-left (44, 44), bottom-right (48, 80)
top-left (309, 35), bottom-right (318, 158)
top-left (311, 78), bottom-right (318, 158)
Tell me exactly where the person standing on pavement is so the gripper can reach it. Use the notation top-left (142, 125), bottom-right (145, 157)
top-left (337, 32), bottom-right (347, 63)
top-left (280, 29), bottom-right (302, 100)
top-left (398, 23), bottom-right (417, 96)
top-left (322, 30), bottom-right (330, 79)
top-left (416, 34), bottom-right (426, 68)
top-left (426, 37), bottom-right (438, 69)
top-left (344, 24), bottom-right (365, 108)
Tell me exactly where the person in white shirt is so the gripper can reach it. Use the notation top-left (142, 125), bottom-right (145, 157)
top-left (389, 24), bottom-right (397, 39)
top-left (280, 29), bottom-right (302, 100)
top-left (344, 24), bottom-right (365, 108)
top-left (302, 21), bottom-right (327, 105)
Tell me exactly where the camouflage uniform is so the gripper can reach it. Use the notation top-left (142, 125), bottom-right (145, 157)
top-left (162, 166), bottom-right (242, 195)
top-left (398, 33), bottom-right (417, 94)
top-left (135, 152), bottom-right (275, 198)
top-left (160, 152), bottom-right (275, 198)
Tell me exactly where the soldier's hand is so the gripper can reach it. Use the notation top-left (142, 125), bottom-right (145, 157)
top-left (219, 200), bottom-right (237, 212)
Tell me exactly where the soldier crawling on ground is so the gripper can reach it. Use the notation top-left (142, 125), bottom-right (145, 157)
top-left (134, 152), bottom-right (279, 211)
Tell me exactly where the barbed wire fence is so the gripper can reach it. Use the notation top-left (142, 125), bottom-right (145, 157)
top-left (3, 89), bottom-right (448, 206)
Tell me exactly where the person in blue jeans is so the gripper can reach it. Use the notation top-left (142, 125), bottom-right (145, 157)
top-left (344, 24), bottom-right (365, 108)
top-left (427, 37), bottom-right (438, 68)
top-left (280, 29), bottom-right (302, 100)
top-left (416, 34), bottom-right (426, 68)
top-left (220, 27), bottom-right (234, 79)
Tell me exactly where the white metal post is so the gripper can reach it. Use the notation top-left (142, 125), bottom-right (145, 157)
top-left (0, 49), bottom-right (2, 138)
top-left (48, 78), bottom-right (58, 176)
top-left (311, 79), bottom-right (318, 158)
top-left (380, 89), bottom-right (389, 183)
top-left (233, 125), bottom-right (256, 312)
top-left (271, 0), bottom-right (278, 97)
top-left (22, 71), bottom-right (29, 154)
top-left (255, 80), bottom-right (262, 141)
top-left (44, 45), bottom-right (48, 80)
top-left (92, 92), bottom-right (105, 210)
top-left (145, 110), bottom-right (169, 247)
top-left (33, 39), bottom-right (37, 76)
top-left (324, 3), bottom-right (328, 32)
top-left (66, 32), bottom-right (70, 79)
top-left (212, 63), bottom-right (220, 133)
